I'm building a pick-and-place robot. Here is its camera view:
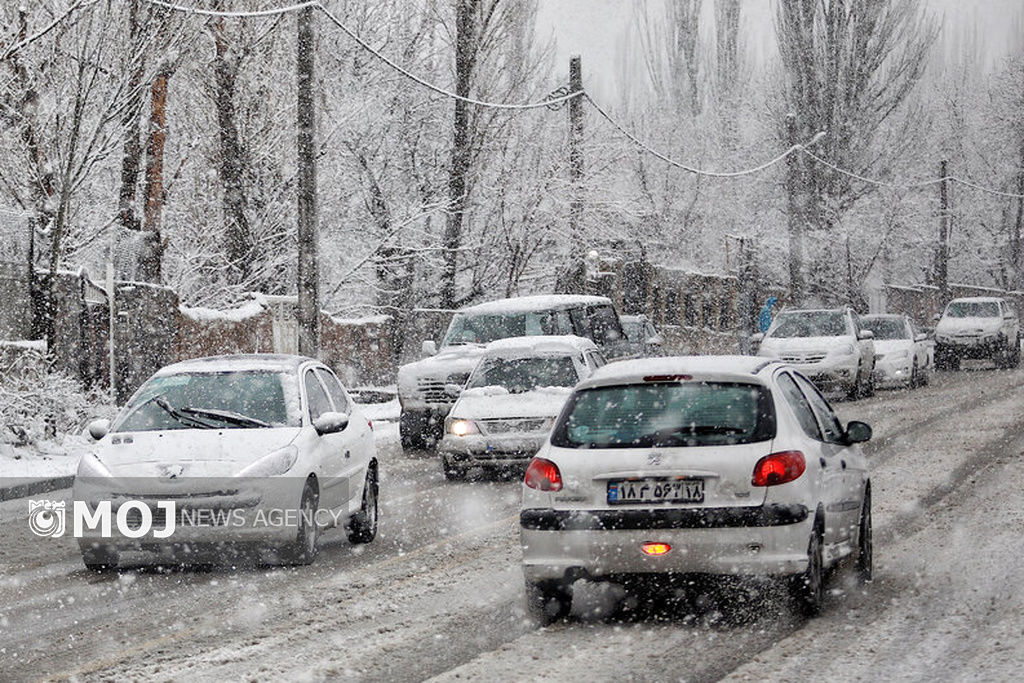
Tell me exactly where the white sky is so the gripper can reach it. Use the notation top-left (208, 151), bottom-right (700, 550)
top-left (536, 0), bottom-right (1024, 100)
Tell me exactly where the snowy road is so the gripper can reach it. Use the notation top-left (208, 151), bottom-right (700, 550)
top-left (2, 366), bottom-right (1023, 682)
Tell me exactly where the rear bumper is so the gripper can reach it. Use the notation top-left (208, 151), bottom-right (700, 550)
top-left (520, 504), bottom-right (811, 581)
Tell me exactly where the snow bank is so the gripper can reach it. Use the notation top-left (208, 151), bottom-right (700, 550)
top-left (0, 340), bottom-right (47, 351)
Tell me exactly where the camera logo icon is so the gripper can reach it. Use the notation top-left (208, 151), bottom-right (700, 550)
top-left (28, 500), bottom-right (66, 538)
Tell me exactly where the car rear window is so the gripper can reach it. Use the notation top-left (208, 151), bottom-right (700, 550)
top-left (550, 381), bottom-right (776, 449)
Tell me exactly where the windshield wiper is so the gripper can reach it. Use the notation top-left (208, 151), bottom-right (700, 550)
top-left (652, 424), bottom-right (747, 444)
top-left (181, 407), bottom-right (271, 428)
top-left (150, 395), bottom-right (217, 429)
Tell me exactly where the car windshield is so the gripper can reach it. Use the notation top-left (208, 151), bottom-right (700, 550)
top-left (114, 371), bottom-right (298, 432)
top-left (768, 311), bottom-right (848, 338)
top-left (441, 311), bottom-right (568, 345)
top-left (621, 320), bottom-right (643, 342)
top-left (862, 318), bottom-right (909, 340)
top-left (467, 356), bottom-right (578, 393)
top-left (945, 301), bottom-right (999, 318)
top-left (551, 381), bottom-right (776, 448)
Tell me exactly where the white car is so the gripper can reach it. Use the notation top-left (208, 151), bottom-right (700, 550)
top-left (75, 354), bottom-right (378, 569)
top-left (439, 336), bottom-right (604, 480)
top-left (520, 356), bottom-right (872, 623)
top-left (755, 307), bottom-right (876, 399)
top-left (861, 314), bottom-right (933, 388)
top-left (397, 295), bottom-right (631, 451)
top-left (934, 297), bottom-right (1021, 370)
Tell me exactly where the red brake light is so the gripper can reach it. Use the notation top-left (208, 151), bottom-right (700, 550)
top-left (643, 374), bottom-right (692, 382)
top-left (641, 542), bottom-right (671, 556)
top-left (524, 457), bottom-right (563, 492)
top-left (368, 419), bottom-right (374, 431)
top-left (752, 451), bottom-right (806, 486)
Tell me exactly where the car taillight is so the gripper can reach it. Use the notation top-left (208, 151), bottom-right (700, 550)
top-left (368, 419), bottom-right (373, 431)
top-left (751, 450), bottom-right (806, 486)
top-left (524, 457), bottom-right (563, 492)
top-left (641, 542), bottom-right (671, 556)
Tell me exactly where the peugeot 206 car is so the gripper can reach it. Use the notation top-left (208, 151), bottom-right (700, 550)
top-left (519, 356), bottom-right (872, 623)
top-left (861, 313), bottom-right (933, 389)
top-left (74, 354), bottom-right (378, 570)
top-left (438, 336), bottom-right (605, 480)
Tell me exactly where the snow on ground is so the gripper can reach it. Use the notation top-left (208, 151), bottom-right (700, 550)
top-left (0, 434), bottom-right (91, 481)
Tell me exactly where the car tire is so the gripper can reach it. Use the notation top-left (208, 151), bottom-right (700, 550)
top-left (789, 521), bottom-right (824, 617)
top-left (856, 488), bottom-right (873, 583)
top-left (283, 479), bottom-right (319, 565)
top-left (908, 362), bottom-right (918, 389)
top-left (81, 545), bottom-right (118, 571)
top-left (525, 579), bottom-right (572, 625)
top-left (399, 412), bottom-right (426, 451)
top-left (846, 368), bottom-right (862, 400)
top-left (442, 457), bottom-right (467, 481)
top-left (1013, 336), bottom-right (1022, 368)
top-left (347, 465), bottom-right (379, 544)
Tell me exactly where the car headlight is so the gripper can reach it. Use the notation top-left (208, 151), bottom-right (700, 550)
top-left (446, 418), bottom-right (479, 437)
top-left (832, 344), bottom-right (855, 357)
top-left (236, 445), bottom-right (298, 478)
top-left (77, 452), bottom-right (113, 478)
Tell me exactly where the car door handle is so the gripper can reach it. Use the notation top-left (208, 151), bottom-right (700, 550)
top-left (841, 459), bottom-right (847, 470)
top-left (344, 450), bottom-right (351, 459)
top-left (820, 457), bottom-right (827, 468)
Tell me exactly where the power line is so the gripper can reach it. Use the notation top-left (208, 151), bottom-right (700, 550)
top-left (585, 94), bottom-right (806, 178)
top-left (143, 0), bottom-right (584, 110)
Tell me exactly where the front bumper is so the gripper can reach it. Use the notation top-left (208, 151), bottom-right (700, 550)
top-left (873, 356), bottom-right (912, 387)
top-left (790, 358), bottom-right (859, 389)
top-left (935, 338), bottom-right (1000, 359)
top-left (439, 433), bottom-right (546, 466)
top-left (520, 504), bottom-right (811, 581)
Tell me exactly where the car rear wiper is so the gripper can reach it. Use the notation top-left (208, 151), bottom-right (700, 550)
top-left (150, 395), bottom-right (217, 429)
top-left (181, 407), bottom-right (271, 428)
top-left (653, 425), bottom-right (747, 444)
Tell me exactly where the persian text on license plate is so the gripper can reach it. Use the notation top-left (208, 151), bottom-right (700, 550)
top-left (607, 478), bottom-right (705, 505)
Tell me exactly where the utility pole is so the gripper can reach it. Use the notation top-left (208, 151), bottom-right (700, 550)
top-left (785, 113), bottom-right (804, 306)
top-left (440, 0), bottom-right (473, 310)
top-left (936, 159), bottom-right (950, 304)
top-left (296, 5), bottom-right (319, 356)
top-left (568, 55), bottom-right (584, 258)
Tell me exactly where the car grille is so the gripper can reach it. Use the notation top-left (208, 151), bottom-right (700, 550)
top-left (418, 378), bottom-right (452, 403)
top-left (781, 352), bottom-right (827, 364)
top-left (121, 505), bottom-right (236, 529)
top-left (480, 418), bottom-right (548, 435)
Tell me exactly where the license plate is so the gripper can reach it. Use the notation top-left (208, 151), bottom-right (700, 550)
top-left (607, 478), bottom-right (705, 505)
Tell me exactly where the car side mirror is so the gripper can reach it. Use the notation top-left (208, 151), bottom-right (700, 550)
top-left (87, 418), bottom-right (110, 441)
top-left (751, 332), bottom-right (764, 344)
top-left (421, 340), bottom-right (437, 357)
top-left (313, 411), bottom-right (349, 435)
top-left (444, 383), bottom-right (463, 398)
top-left (857, 330), bottom-right (874, 340)
top-left (933, 313), bottom-right (941, 322)
top-left (843, 420), bottom-right (872, 444)
top-left (645, 336), bottom-right (663, 347)
top-left (915, 333), bottom-right (927, 342)
top-left (1004, 313), bottom-right (1015, 320)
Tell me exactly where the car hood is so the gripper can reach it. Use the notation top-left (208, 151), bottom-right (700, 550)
top-left (936, 317), bottom-right (1002, 335)
top-left (759, 335), bottom-right (856, 354)
top-left (91, 427), bottom-right (301, 477)
top-left (874, 339), bottom-right (913, 355)
top-left (450, 386), bottom-right (573, 422)
top-left (397, 345), bottom-right (485, 389)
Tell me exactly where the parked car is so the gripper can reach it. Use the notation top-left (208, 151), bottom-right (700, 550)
top-left (75, 354), bottom-right (378, 570)
top-left (620, 314), bottom-right (665, 357)
top-left (439, 336), bottom-right (604, 480)
top-left (861, 313), bottom-right (934, 388)
top-left (397, 295), bottom-right (631, 451)
top-left (519, 356), bottom-right (872, 623)
top-left (754, 307), bottom-right (876, 399)
top-left (933, 297), bottom-right (1021, 370)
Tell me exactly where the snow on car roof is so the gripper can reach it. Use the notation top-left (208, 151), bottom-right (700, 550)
top-left (156, 354), bottom-right (315, 376)
top-left (579, 355), bottom-right (776, 389)
top-left (458, 294), bottom-right (612, 315)
top-left (947, 296), bottom-right (1004, 303)
top-left (862, 313), bottom-right (906, 320)
top-left (481, 335), bottom-right (597, 357)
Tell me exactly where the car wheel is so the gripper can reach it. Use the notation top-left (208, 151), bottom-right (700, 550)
top-left (908, 362), bottom-right (918, 389)
top-left (1014, 336), bottom-right (1022, 368)
top-left (846, 368), bottom-right (862, 400)
top-left (863, 372), bottom-right (875, 397)
top-left (399, 412), bottom-right (426, 451)
top-left (789, 522), bottom-right (824, 617)
top-left (347, 465), bottom-right (378, 544)
top-left (283, 479), bottom-right (319, 565)
top-left (525, 579), bottom-right (572, 625)
top-left (81, 545), bottom-right (118, 571)
top-left (442, 456), bottom-right (467, 481)
top-left (856, 488), bottom-right (873, 583)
